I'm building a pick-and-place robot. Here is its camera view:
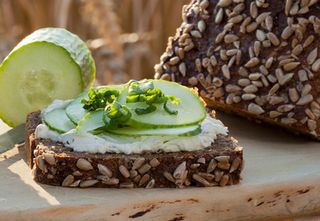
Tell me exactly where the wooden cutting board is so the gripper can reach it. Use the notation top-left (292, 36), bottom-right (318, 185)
top-left (0, 112), bottom-right (319, 221)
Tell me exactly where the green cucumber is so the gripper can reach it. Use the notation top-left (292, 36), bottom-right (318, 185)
top-left (43, 108), bottom-right (75, 133)
top-left (65, 85), bottom-right (124, 124)
top-left (107, 125), bottom-right (201, 137)
top-left (76, 110), bottom-right (106, 133)
top-left (65, 91), bottom-right (88, 124)
top-left (0, 28), bottom-right (95, 127)
top-left (118, 80), bottom-right (206, 128)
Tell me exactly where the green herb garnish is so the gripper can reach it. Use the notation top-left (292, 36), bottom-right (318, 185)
top-left (81, 88), bottom-right (119, 111)
top-left (104, 101), bottom-right (131, 128)
top-left (126, 80), bottom-right (181, 115)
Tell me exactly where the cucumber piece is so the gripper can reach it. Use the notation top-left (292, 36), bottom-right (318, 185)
top-left (118, 80), bottom-right (206, 128)
top-left (107, 125), bottom-right (201, 137)
top-left (0, 28), bottom-right (95, 127)
top-left (43, 108), bottom-right (75, 133)
top-left (65, 85), bottom-right (124, 124)
top-left (65, 91), bottom-right (88, 124)
top-left (76, 110), bottom-right (106, 133)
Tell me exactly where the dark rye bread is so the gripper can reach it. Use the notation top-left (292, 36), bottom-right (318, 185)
top-left (154, 0), bottom-right (320, 140)
top-left (25, 111), bottom-right (243, 188)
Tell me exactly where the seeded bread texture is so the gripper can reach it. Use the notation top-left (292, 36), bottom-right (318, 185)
top-left (154, 0), bottom-right (320, 139)
top-left (25, 111), bottom-right (243, 188)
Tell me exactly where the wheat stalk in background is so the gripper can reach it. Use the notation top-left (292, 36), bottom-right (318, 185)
top-left (0, 0), bottom-right (189, 84)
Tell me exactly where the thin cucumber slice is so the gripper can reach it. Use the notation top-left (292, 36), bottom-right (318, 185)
top-left (65, 91), bottom-right (88, 124)
top-left (76, 110), bottom-right (106, 133)
top-left (43, 108), bottom-right (75, 133)
top-left (65, 85), bottom-right (124, 124)
top-left (107, 125), bottom-right (201, 137)
top-left (118, 80), bottom-right (206, 128)
top-left (0, 28), bottom-right (95, 127)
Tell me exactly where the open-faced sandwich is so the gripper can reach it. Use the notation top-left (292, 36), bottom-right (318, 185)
top-left (26, 79), bottom-right (243, 188)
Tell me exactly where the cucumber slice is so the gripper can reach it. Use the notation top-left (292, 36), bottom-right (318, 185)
top-left (107, 125), bottom-right (201, 137)
top-left (65, 91), bottom-right (88, 124)
top-left (76, 110), bottom-right (106, 133)
top-left (65, 85), bottom-right (124, 124)
top-left (0, 28), bottom-right (95, 127)
top-left (118, 80), bottom-right (206, 128)
top-left (43, 108), bottom-right (75, 133)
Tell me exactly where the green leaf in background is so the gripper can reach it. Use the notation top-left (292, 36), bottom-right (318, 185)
top-left (0, 124), bottom-right (25, 154)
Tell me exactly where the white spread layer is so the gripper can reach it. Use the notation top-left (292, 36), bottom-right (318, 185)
top-left (35, 100), bottom-right (228, 154)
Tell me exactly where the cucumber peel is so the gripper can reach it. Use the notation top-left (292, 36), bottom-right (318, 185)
top-left (0, 28), bottom-right (95, 127)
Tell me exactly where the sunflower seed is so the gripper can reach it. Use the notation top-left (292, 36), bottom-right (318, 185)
top-left (311, 58), bottom-right (320, 72)
top-left (265, 57), bottom-right (274, 69)
top-left (229, 15), bottom-right (243, 24)
top-left (120, 182), bottom-right (134, 188)
top-left (302, 84), bottom-right (312, 96)
top-left (281, 117), bottom-right (297, 125)
top-left (292, 44), bottom-right (303, 56)
top-left (256, 29), bottom-right (266, 41)
top-left (218, 0), bottom-right (232, 7)
top-left (139, 174), bottom-right (150, 187)
top-left (290, 2), bottom-right (299, 15)
top-left (269, 96), bottom-right (284, 105)
top-left (198, 20), bottom-right (206, 32)
top-left (289, 88), bottom-right (299, 102)
top-left (35, 156), bottom-right (47, 172)
top-left (298, 70), bottom-right (308, 82)
top-left (281, 26), bottom-right (294, 40)
top-left (197, 157), bottom-right (206, 164)
top-left (219, 175), bottom-right (229, 186)
top-left (254, 41), bottom-right (261, 56)
top-left (80, 179), bottom-right (98, 188)
top-left (242, 94), bottom-right (256, 100)
top-left (173, 161), bottom-right (186, 179)
top-left (229, 157), bottom-right (241, 173)
top-left (279, 73), bottom-right (294, 86)
top-left (76, 158), bottom-right (93, 171)
top-left (145, 179), bottom-right (155, 188)
top-left (224, 34), bottom-right (239, 44)
top-left (245, 57), bottom-right (260, 68)
top-left (169, 56), bottom-right (180, 65)
top-left (250, 2), bottom-right (258, 18)
top-left (240, 17), bottom-right (252, 33)
top-left (233, 3), bottom-right (245, 13)
top-left (119, 165), bottom-right (130, 178)
top-left (178, 63), bottom-right (186, 77)
top-left (138, 164), bottom-right (152, 174)
top-left (307, 48), bottom-right (318, 65)
top-left (149, 158), bottom-right (160, 167)
top-left (214, 170), bottom-right (224, 182)
top-left (283, 62), bottom-right (300, 71)
top-left (243, 84), bottom-right (258, 93)
top-left (307, 120), bottom-right (317, 131)
top-left (62, 175), bottom-right (74, 187)
top-left (163, 171), bottom-right (175, 183)
top-left (238, 78), bottom-right (250, 87)
top-left (69, 180), bottom-right (81, 187)
top-left (102, 178), bottom-right (119, 185)
top-left (222, 65), bottom-right (230, 79)
top-left (215, 155), bottom-right (230, 162)
top-left (270, 111), bottom-right (282, 118)
top-left (297, 94), bottom-right (313, 105)
top-left (43, 153), bottom-right (55, 165)
top-left (218, 162), bottom-right (231, 170)
top-left (306, 108), bottom-right (315, 120)
top-left (190, 30), bottom-right (201, 39)
top-left (160, 73), bottom-right (171, 81)
top-left (215, 8), bottom-right (224, 24)
top-left (130, 170), bottom-right (138, 178)
top-left (266, 16), bottom-right (273, 31)
top-left (303, 35), bottom-right (315, 48)
top-left (190, 163), bottom-right (200, 169)
top-left (192, 174), bottom-right (211, 187)
top-left (132, 157), bottom-right (145, 170)
top-left (256, 12), bottom-right (270, 24)
top-left (226, 84), bottom-right (241, 93)
top-left (207, 159), bottom-right (217, 173)
top-left (198, 172), bottom-right (215, 181)
top-left (98, 164), bottom-right (112, 177)
top-left (277, 104), bottom-right (294, 112)
top-left (267, 32), bottom-right (280, 46)
top-left (246, 22), bottom-right (258, 33)
top-left (248, 103), bottom-right (265, 115)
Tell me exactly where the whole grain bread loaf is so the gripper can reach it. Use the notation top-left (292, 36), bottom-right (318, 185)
top-left (154, 0), bottom-right (320, 139)
top-left (25, 111), bottom-right (243, 188)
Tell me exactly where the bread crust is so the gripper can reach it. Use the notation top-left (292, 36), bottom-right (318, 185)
top-left (26, 112), bottom-right (243, 188)
top-left (154, 0), bottom-right (320, 140)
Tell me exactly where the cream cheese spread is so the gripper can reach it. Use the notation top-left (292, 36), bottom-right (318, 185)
top-left (35, 100), bottom-right (228, 154)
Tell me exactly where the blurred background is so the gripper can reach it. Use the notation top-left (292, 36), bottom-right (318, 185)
top-left (0, 0), bottom-right (189, 84)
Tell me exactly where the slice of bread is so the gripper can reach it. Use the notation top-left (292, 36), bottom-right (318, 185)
top-left (25, 111), bottom-right (243, 188)
top-left (154, 0), bottom-right (320, 139)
